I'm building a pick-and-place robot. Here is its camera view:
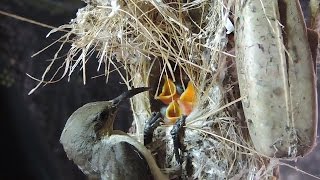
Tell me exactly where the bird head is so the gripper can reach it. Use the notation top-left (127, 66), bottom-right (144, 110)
top-left (60, 87), bottom-right (150, 177)
top-left (95, 87), bottom-right (151, 137)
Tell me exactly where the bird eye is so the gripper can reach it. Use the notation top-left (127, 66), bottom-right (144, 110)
top-left (99, 110), bottom-right (109, 120)
top-left (93, 118), bottom-right (103, 132)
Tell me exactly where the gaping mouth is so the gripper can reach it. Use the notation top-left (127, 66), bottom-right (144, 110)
top-left (155, 77), bottom-right (179, 105)
top-left (156, 77), bottom-right (197, 123)
top-left (166, 100), bottom-right (182, 124)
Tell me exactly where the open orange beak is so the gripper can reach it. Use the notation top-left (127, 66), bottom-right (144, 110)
top-left (155, 77), bottom-right (179, 105)
top-left (165, 100), bottom-right (182, 124)
top-left (178, 81), bottom-right (196, 115)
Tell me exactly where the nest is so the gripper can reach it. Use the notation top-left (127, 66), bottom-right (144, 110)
top-left (29, 0), bottom-right (281, 179)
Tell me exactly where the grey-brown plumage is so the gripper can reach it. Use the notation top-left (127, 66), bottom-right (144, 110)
top-left (60, 87), bottom-right (150, 179)
top-left (92, 141), bottom-right (153, 180)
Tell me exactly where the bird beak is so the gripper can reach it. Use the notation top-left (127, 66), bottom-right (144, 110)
top-left (178, 81), bottom-right (196, 116)
top-left (112, 87), bottom-right (151, 107)
top-left (155, 77), bottom-right (179, 105)
top-left (165, 100), bottom-right (182, 124)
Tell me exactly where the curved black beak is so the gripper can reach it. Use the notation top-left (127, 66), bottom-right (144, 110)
top-left (111, 87), bottom-right (151, 107)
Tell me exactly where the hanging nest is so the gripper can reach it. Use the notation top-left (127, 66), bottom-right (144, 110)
top-left (27, 0), bottom-right (314, 179)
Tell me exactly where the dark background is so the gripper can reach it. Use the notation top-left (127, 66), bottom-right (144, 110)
top-left (0, 1), bottom-right (132, 179)
top-left (0, 0), bottom-right (319, 179)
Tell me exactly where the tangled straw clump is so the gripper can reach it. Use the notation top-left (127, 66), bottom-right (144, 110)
top-left (29, 0), bottom-right (279, 179)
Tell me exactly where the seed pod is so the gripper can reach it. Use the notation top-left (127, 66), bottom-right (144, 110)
top-left (235, 0), bottom-right (317, 158)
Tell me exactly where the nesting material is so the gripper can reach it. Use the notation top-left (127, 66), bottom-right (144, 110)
top-left (29, 0), bottom-right (293, 179)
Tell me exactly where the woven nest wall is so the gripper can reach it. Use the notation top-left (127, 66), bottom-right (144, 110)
top-left (28, 0), bottom-right (296, 179)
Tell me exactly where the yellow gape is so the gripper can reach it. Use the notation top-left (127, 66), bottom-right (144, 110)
top-left (155, 77), bottom-right (179, 105)
top-left (156, 77), bottom-right (196, 123)
top-left (178, 81), bottom-right (196, 116)
top-left (165, 100), bottom-right (182, 124)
